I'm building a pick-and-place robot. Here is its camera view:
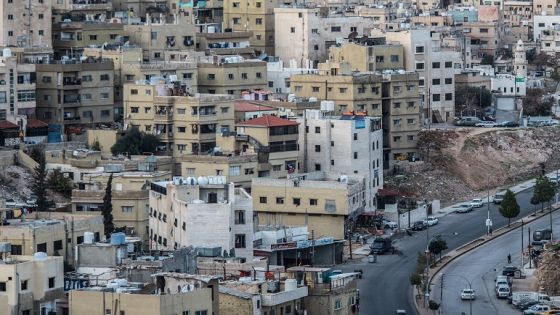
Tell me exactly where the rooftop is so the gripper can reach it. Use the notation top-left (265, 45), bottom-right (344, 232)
top-left (237, 115), bottom-right (298, 127)
top-left (235, 101), bottom-right (275, 112)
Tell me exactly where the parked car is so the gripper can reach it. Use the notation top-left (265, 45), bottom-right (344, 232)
top-left (494, 192), bottom-right (506, 204)
top-left (495, 121), bottom-right (519, 128)
top-left (411, 221), bottom-right (428, 231)
top-left (370, 237), bottom-right (394, 254)
top-left (5, 198), bottom-right (17, 208)
top-left (423, 216), bottom-right (439, 226)
top-left (523, 304), bottom-right (553, 315)
top-left (382, 219), bottom-right (398, 229)
top-left (502, 265), bottom-right (521, 276)
top-left (461, 288), bottom-right (476, 300)
top-left (456, 116), bottom-right (481, 126)
top-left (470, 198), bottom-right (484, 208)
top-left (456, 204), bottom-right (474, 213)
top-left (475, 121), bottom-right (498, 128)
top-left (395, 310), bottom-right (407, 315)
top-left (517, 300), bottom-right (540, 311)
top-left (496, 285), bottom-right (511, 298)
top-left (512, 292), bottom-right (550, 307)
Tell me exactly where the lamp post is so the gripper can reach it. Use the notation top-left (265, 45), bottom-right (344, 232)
top-left (441, 273), bottom-right (474, 315)
top-left (486, 178), bottom-right (493, 235)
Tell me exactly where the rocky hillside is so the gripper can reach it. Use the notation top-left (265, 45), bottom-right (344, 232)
top-left (387, 126), bottom-right (560, 206)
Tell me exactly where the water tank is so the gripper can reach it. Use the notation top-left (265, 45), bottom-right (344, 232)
top-left (84, 232), bottom-right (95, 244)
top-left (208, 26), bottom-right (216, 33)
top-left (106, 282), bottom-right (119, 290)
top-left (285, 279), bottom-right (298, 291)
top-left (239, 277), bottom-right (253, 283)
top-left (173, 176), bottom-right (181, 185)
top-left (34, 252), bottom-right (48, 261)
top-left (339, 175), bottom-right (348, 183)
top-left (2, 48), bottom-right (11, 57)
top-left (0, 242), bottom-right (11, 253)
top-left (197, 176), bottom-right (209, 185)
top-left (288, 94), bottom-right (296, 102)
top-left (309, 97), bottom-right (318, 102)
top-left (116, 278), bottom-right (128, 287)
top-left (320, 101), bottom-right (335, 111)
top-left (110, 232), bottom-right (126, 245)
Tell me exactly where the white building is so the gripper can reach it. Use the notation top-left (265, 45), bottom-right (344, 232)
top-left (491, 74), bottom-right (527, 96)
top-left (149, 176), bottom-right (254, 261)
top-left (513, 39), bottom-right (528, 78)
top-left (267, 59), bottom-right (318, 94)
top-left (274, 7), bottom-right (376, 68)
top-left (297, 110), bottom-right (383, 210)
top-left (533, 14), bottom-right (560, 41)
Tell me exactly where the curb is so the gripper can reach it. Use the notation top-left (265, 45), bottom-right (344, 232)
top-left (413, 205), bottom-right (560, 315)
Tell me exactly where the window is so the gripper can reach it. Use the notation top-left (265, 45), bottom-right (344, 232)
top-left (256, 72), bottom-right (262, 78)
top-left (235, 210), bottom-right (245, 224)
top-left (82, 75), bottom-right (93, 82)
top-left (100, 93), bottom-right (109, 100)
top-left (445, 61), bottom-right (452, 68)
top-left (315, 145), bottom-right (321, 152)
top-left (415, 46), bottom-right (424, 53)
top-left (419, 79), bottom-right (425, 86)
top-left (21, 280), bottom-right (28, 291)
top-left (228, 73), bottom-right (234, 80)
top-left (416, 63), bottom-right (424, 70)
top-left (393, 136), bottom-right (401, 142)
top-left (122, 206), bottom-right (133, 213)
top-left (81, 93), bottom-right (92, 100)
top-left (407, 118), bottom-right (415, 124)
top-left (339, 88), bottom-right (347, 93)
top-left (445, 93), bottom-right (453, 101)
top-left (432, 62), bottom-right (440, 68)
top-left (432, 94), bottom-right (441, 101)
top-left (42, 76), bottom-right (52, 83)
top-left (391, 55), bottom-right (399, 62)
top-left (130, 107), bottom-right (139, 113)
top-left (354, 152), bottom-right (358, 159)
top-left (331, 26), bottom-right (341, 32)
top-left (235, 234), bottom-right (246, 248)
top-left (353, 133), bottom-right (358, 140)
top-left (276, 197), bottom-right (285, 204)
top-left (229, 165), bottom-right (241, 176)
top-left (314, 126), bottom-right (321, 133)
top-left (233, 2), bottom-right (239, 7)
top-left (0, 282), bottom-right (5, 291)
top-left (314, 163), bottom-right (321, 171)
top-left (259, 197), bottom-right (267, 204)
top-left (407, 135), bottom-right (415, 141)
top-left (331, 160), bottom-right (334, 165)
top-left (177, 144), bottom-right (186, 151)
top-left (77, 236), bottom-right (84, 244)
top-left (195, 311), bottom-right (208, 315)
top-left (207, 74), bottom-right (215, 80)
top-left (17, 90), bottom-right (35, 102)
top-left (432, 79), bottom-right (440, 85)
top-left (310, 199), bottom-right (318, 206)
top-left (335, 299), bottom-right (342, 310)
top-left (37, 243), bottom-right (47, 252)
top-left (290, 27), bottom-right (295, 33)
top-left (100, 74), bottom-right (110, 81)
top-left (89, 35), bottom-right (97, 40)
top-left (233, 18), bottom-right (240, 24)
top-left (312, 86), bottom-right (320, 92)
top-left (53, 240), bottom-right (63, 251)
top-left (48, 277), bottom-right (55, 289)
top-left (7, 31), bottom-right (13, 37)
top-left (11, 244), bottom-right (22, 255)
top-left (7, 15), bottom-right (13, 20)
top-left (375, 56), bottom-right (384, 63)
top-left (393, 102), bottom-right (401, 108)
top-left (256, 2), bottom-right (261, 7)
top-left (445, 78), bottom-right (452, 84)
top-left (256, 18), bottom-right (262, 25)
top-left (480, 28), bottom-right (488, 33)
top-left (293, 198), bottom-right (301, 206)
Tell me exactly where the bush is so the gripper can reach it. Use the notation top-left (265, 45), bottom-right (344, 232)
top-left (47, 169), bottom-right (74, 198)
top-left (111, 127), bottom-right (159, 155)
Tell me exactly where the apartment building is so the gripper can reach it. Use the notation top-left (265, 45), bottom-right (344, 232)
top-left (504, 0), bottom-right (533, 27)
top-left (71, 170), bottom-right (172, 242)
top-left (0, 0), bottom-right (52, 48)
top-left (52, 21), bottom-right (124, 59)
top-left (35, 59), bottom-right (115, 126)
top-left (274, 7), bottom-right (376, 68)
top-left (356, 5), bottom-right (396, 30)
top-left (220, 279), bottom-right (308, 315)
top-left (197, 55), bottom-right (267, 96)
top-left (533, 14), bottom-right (560, 41)
top-left (267, 59), bottom-right (318, 94)
top-left (252, 172), bottom-right (366, 239)
top-left (196, 31), bottom-right (255, 58)
top-left (533, 0), bottom-right (557, 16)
top-left (124, 82), bottom-right (235, 157)
top-left (0, 253), bottom-right (64, 315)
top-left (0, 50), bottom-right (37, 124)
top-left (290, 69), bottom-right (420, 166)
top-left (70, 273), bottom-right (217, 315)
top-left (297, 110), bottom-right (383, 210)
top-left (223, 0), bottom-right (292, 55)
top-left (113, 0), bottom-right (170, 16)
top-left (455, 69), bottom-right (492, 89)
top-left (0, 213), bottom-right (104, 265)
top-left (538, 24), bottom-right (560, 56)
top-left (328, 41), bottom-right (405, 72)
top-left (149, 177), bottom-right (254, 260)
top-left (123, 14), bottom-right (197, 61)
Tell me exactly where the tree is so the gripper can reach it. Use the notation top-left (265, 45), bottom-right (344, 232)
top-left (532, 175), bottom-right (556, 213)
top-left (481, 55), bottom-right (494, 66)
top-left (428, 236), bottom-right (448, 261)
top-left (47, 169), bottom-right (74, 198)
top-left (524, 89), bottom-right (553, 117)
top-left (29, 149), bottom-right (50, 212)
top-left (499, 189), bottom-right (520, 226)
top-left (455, 86), bottom-right (492, 112)
top-left (111, 127), bottom-right (159, 155)
top-left (102, 173), bottom-right (115, 238)
top-left (409, 273), bottom-right (423, 295)
top-left (91, 139), bottom-right (102, 151)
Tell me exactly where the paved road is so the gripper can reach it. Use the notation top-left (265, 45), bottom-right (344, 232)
top-left (340, 185), bottom-right (545, 314)
top-left (431, 211), bottom-right (560, 315)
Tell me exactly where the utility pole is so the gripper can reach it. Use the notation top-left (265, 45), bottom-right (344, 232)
top-left (311, 230), bottom-right (315, 266)
top-left (348, 230), bottom-right (353, 260)
top-left (521, 220), bottom-right (524, 268)
top-left (528, 227), bottom-right (532, 269)
top-left (440, 274), bottom-right (444, 315)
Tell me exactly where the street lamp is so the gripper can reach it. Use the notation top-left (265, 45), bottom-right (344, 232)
top-left (440, 273), bottom-right (474, 315)
top-left (486, 178), bottom-right (493, 235)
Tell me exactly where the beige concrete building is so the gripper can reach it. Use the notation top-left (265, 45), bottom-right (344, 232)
top-left (328, 42), bottom-right (405, 73)
top-left (149, 177), bottom-right (254, 260)
top-left (113, 0), bottom-right (170, 17)
top-left (124, 82), bottom-right (235, 157)
top-left (52, 21), bottom-right (124, 59)
top-left (252, 172), bottom-right (366, 239)
top-left (533, 0), bottom-right (557, 16)
top-left (274, 7), bottom-right (376, 68)
top-left (0, 212), bottom-right (104, 266)
top-left (504, 0), bottom-right (533, 27)
top-left (69, 273), bottom-right (217, 315)
top-left (0, 0), bottom-right (52, 48)
top-left (0, 52), bottom-right (37, 124)
top-left (35, 59), bottom-right (115, 127)
top-left (0, 253), bottom-right (64, 315)
top-left (223, 0), bottom-right (291, 55)
top-left (455, 69), bottom-right (492, 90)
top-left (196, 31), bottom-right (255, 58)
top-left (71, 170), bottom-right (172, 242)
top-left (220, 279), bottom-right (308, 315)
top-left (197, 55), bottom-right (267, 96)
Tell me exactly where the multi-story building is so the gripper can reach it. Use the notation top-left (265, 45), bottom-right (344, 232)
top-left (504, 0), bottom-right (533, 28)
top-left (533, 14), bottom-right (560, 41)
top-left (0, 212), bottom-right (104, 265)
top-left (51, 0), bottom-right (114, 22)
top-left (223, 0), bottom-right (292, 55)
top-left (297, 110), bottom-right (383, 210)
top-left (0, 0), bottom-right (52, 48)
top-left (35, 59), bottom-right (115, 127)
top-left (0, 253), bottom-right (64, 315)
top-left (252, 172), bottom-right (366, 239)
top-left (196, 30), bottom-right (255, 58)
top-left (355, 5), bottom-right (396, 30)
top-left (538, 24), bottom-right (560, 56)
top-left (290, 68), bottom-right (421, 166)
top-left (124, 82), bottom-right (235, 157)
top-left (274, 7), bottom-right (376, 68)
top-left (328, 41), bottom-right (405, 73)
top-left (491, 74), bottom-right (527, 96)
top-left (0, 51), bottom-right (36, 124)
top-left (113, 0), bottom-right (170, 17)
top-left (267, 59), bottom-right (318, 94)
top-left (70, 273), bottom-right (217, 315)
top-left (197, 55), bottom-right (267, 96)
top-left (455, 69), bottom-right (492, 90)
top-left (533, 0), bottom-right (557, 16)
top-left (52, 21), bottom-right (124, 59)
top-left (149, 177), bottom-right (254, 260)
top-left (71, 170), bottom-right (172, 242)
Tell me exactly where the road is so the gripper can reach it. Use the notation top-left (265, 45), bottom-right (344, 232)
top-left (340, 185), bottom-right (546, 314)
top-left (431, 210), bottom-right (560, 315)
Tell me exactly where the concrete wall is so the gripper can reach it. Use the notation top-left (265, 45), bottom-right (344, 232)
top-left (87, 129), bottom-right (119, 154)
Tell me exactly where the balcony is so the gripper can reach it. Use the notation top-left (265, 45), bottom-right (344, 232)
top-left (154, 112), bottom-right (173, 123)
top-left (261, 286), bottom-right (308, 306)
top-left (72, 0), bottom-right (113, 11)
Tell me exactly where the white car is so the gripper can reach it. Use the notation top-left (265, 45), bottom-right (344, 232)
top-left (523, 304), bottom-right (552, 315)
top-left (470, 198), bottom-right (484, 208)
top-left (382, 219), bottom-right (398, 229)
top-left (423, 217), bottom-right (439, 226)
top-left (475, 121), bottom-right (497, 128)
top-left (461, 288), bottom-right (475, 300)
top-left (496, 285), bottom-right (510, 298)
